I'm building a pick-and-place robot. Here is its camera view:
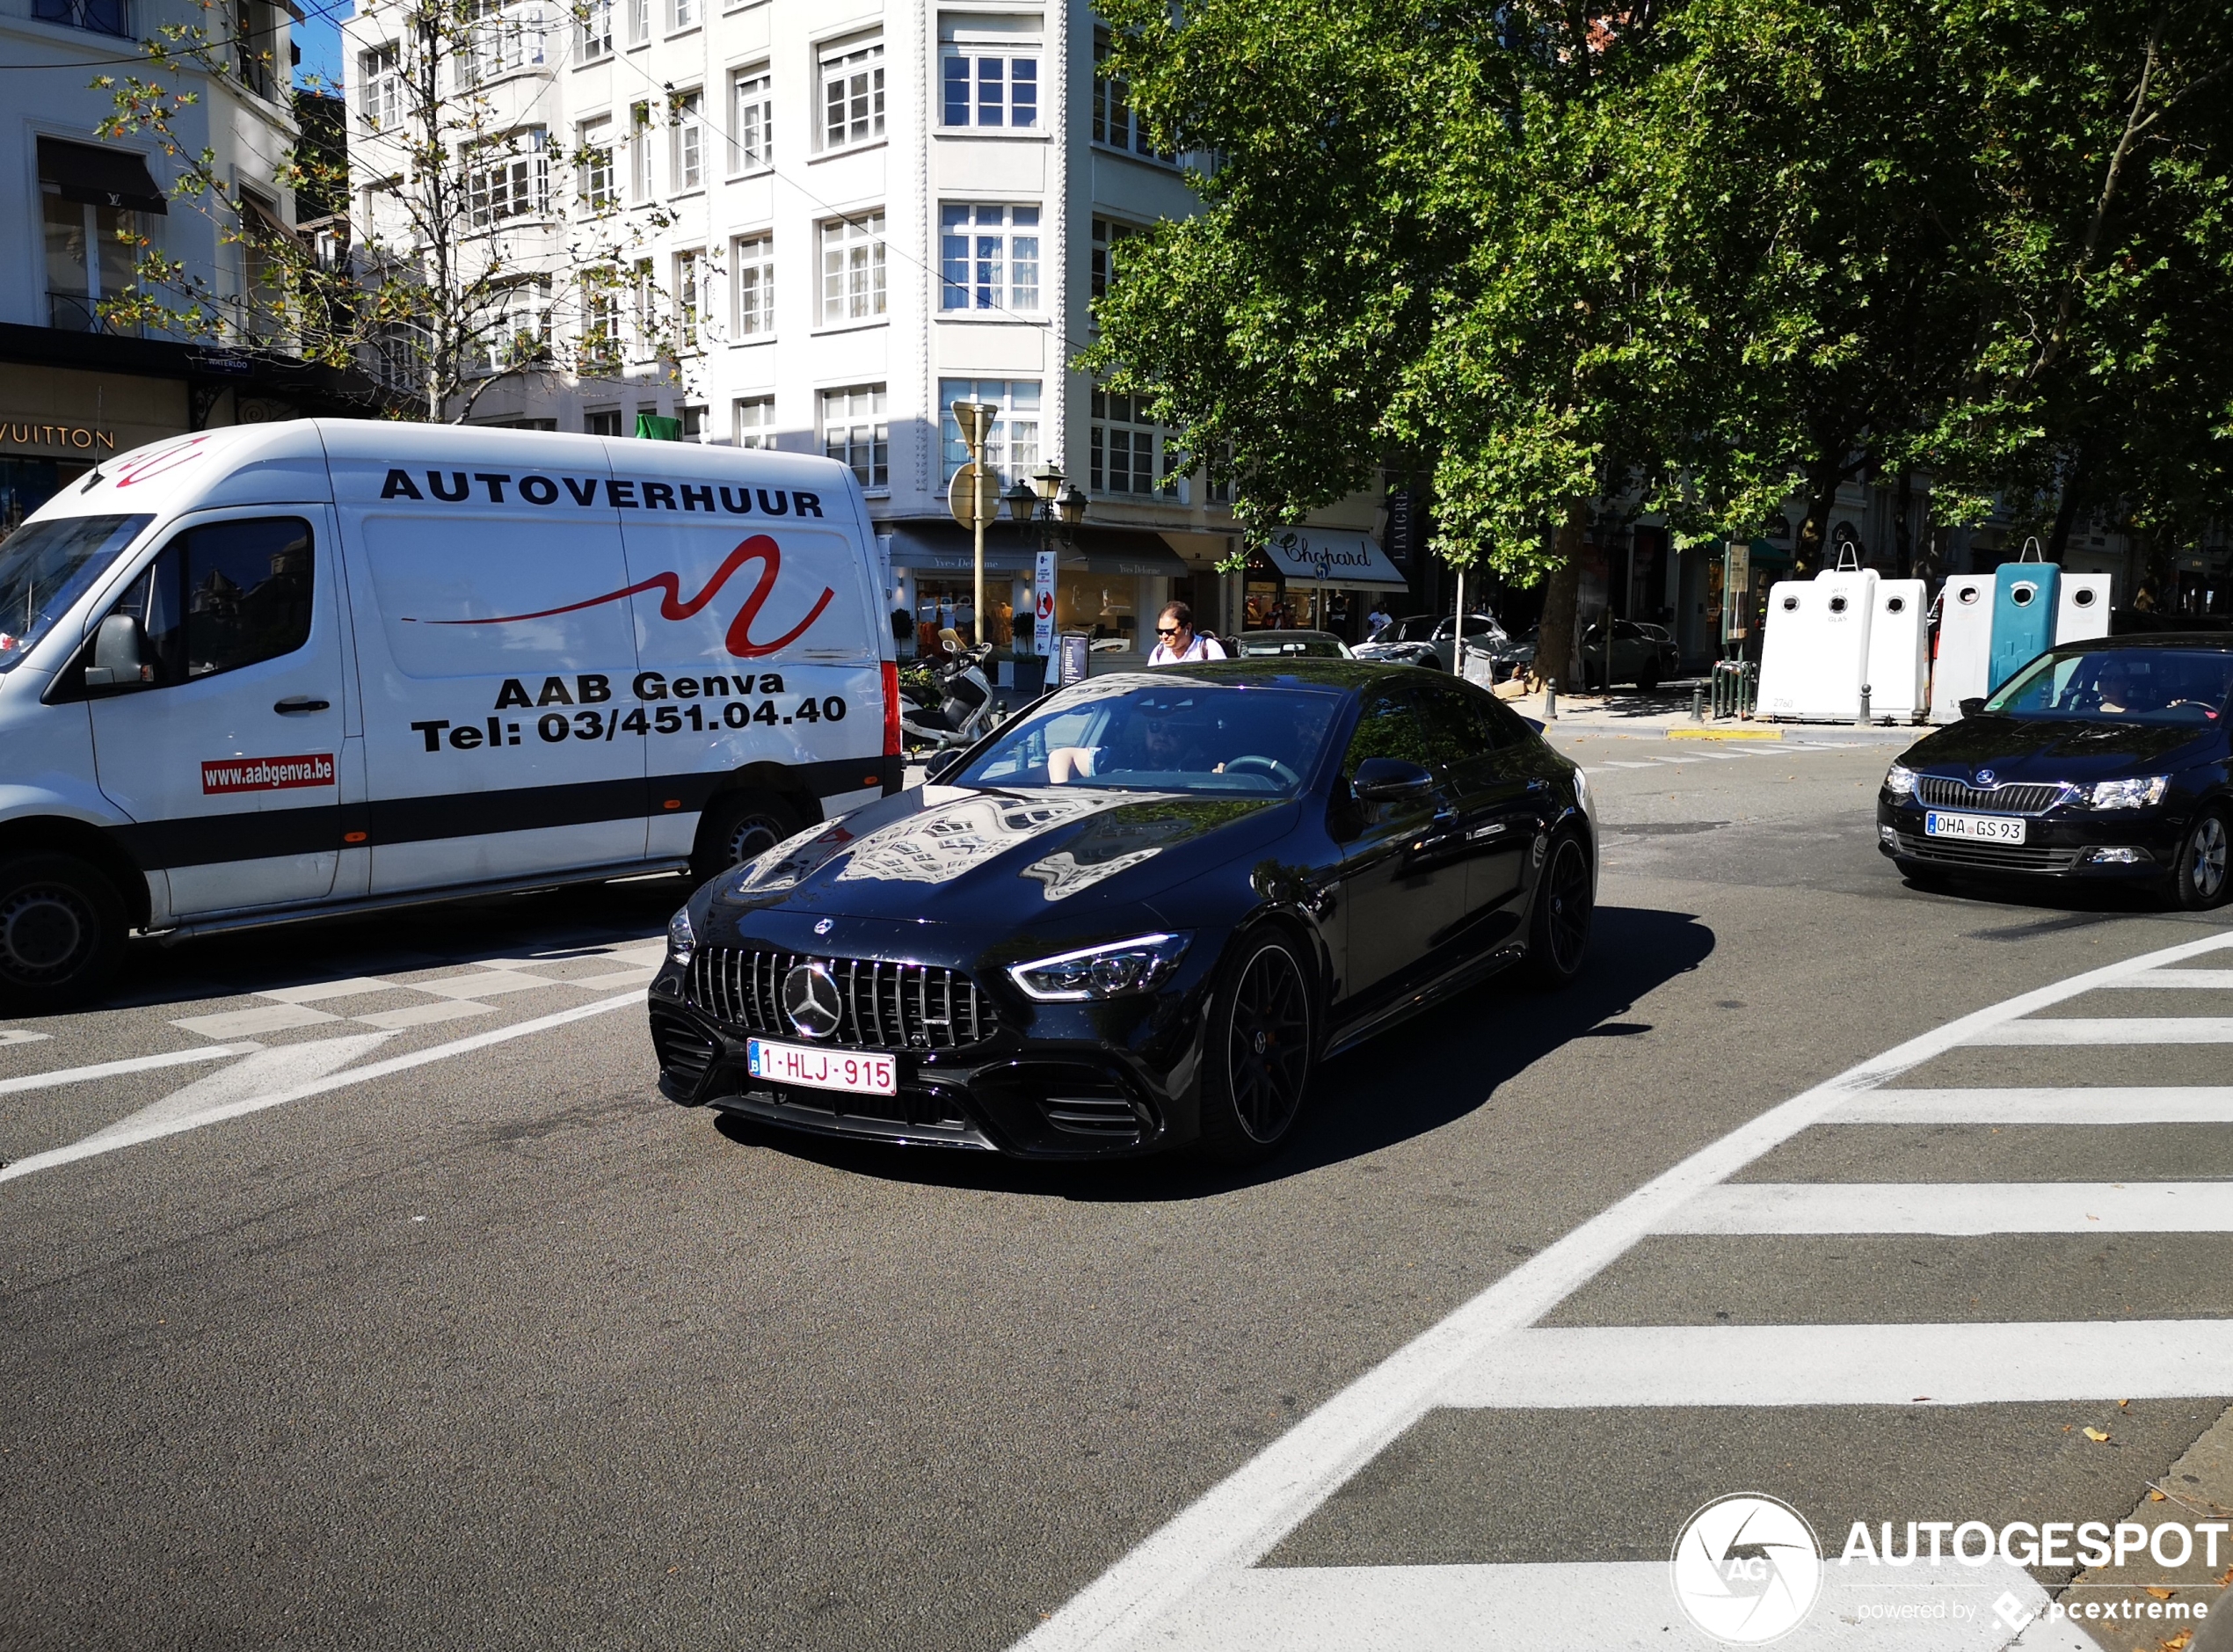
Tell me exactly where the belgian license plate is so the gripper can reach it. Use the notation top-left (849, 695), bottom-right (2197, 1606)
top-left (1924, 810), bottom-right (2026, 844)
top-left (747, 1037), bottom-right (897, 1097)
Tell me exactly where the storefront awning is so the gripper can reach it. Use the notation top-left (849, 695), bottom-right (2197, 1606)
top-left (883, 521), bottom-right (1189, 579)
top-left (38, 139), bottom-right (166, 215)
top-left (1259, 528), bottom-right (1407, 590)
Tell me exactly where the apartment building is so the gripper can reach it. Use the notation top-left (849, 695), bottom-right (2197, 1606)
top-left (0, 0), bottom-right (367, 533)
top-left (341, 0), bottom-right (1401, 663)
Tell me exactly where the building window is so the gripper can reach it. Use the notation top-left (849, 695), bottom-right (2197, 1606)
top-left (730, 69), bottom-right (773, 172)
top-left (671, 90), bottom-right (702, 190)
top-left (460, 0), bottom-right (544, 88)
top-left (820, 40), bottom-right (884, 150)
top-left (578, 117), bottom-right (615, 211)
top-left (1090, 216), bottom-right (1135, 301)
top-left (581, 269), bottom-right (621, 369)
top-left (734, 395), bottom-right (775, 449)
top-left (629, 101), bottom-right (652, 200)
top-left (939, 203), bottom-right (1039, 313)
top-left (733, 233), bottom-right (774, 336)
top-left (33, 0), bottom-right (130, 35)
top-left (578, 0), bottom-right (612, 59)
top-left (464, 127), bottom-right (550, 225)
top-left (482, 277), bottom-right (552, 369)
top-left (822, 384), bottom-right (888, 488)
top-left (680, 404), bottom-right (704, 439)
top-left (673, 249), bottom-right (702, 347)
top-left (43, 191), bottom-right (138, 334)
top-left (626, 0), bottom-right (647, 43)
top-left (631, 257), bottom-right (657, 354)
top-left (941, 43), bottom-right (1036, 128)
top-left (1091, 384), bottom-right (1179, 496)
top-left (670, 0), bottom-right (695, 27)
top-left (937, 380), bottom-right (1039, 484)
top-left (1092, 30), bottom-right (1167, 159)
top-left (819, 213), bottom-right (885, 324)
top-left (585, 408), bottom-right (622, 436)
top-left (359, 45), bottom-right (402, 129)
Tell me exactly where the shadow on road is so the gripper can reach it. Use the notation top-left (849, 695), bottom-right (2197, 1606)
top-left (710, 902), bottom-right (1717, 1201)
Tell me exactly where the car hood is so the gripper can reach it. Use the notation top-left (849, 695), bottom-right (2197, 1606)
top-left (712, 784), bottom-right (1298, 925)
top-left (1902, 715), bottom-right (2223, 782)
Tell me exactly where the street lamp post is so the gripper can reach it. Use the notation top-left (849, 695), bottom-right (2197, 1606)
top-left (1006, 462), bottom-right (1087, 669)
top-left (949, 400), bottom-right (999, 648)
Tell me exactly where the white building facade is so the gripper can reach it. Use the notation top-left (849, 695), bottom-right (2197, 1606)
top-left (341, 0), bottom-right (1395, 665)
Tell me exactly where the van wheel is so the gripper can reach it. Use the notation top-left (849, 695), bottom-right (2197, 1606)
top-left (691, 790), bottom-right (800, 884)
top-left (0, 854), bottom-right (127, 1012)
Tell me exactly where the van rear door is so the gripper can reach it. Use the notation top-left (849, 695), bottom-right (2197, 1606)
top-left (87, 507), bottom-right (346, 916)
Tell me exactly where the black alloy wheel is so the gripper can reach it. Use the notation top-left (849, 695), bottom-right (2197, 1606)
top-left (1197, 934), bottom-right (1315, 1164)
top-left (2172, 806), bottom-right (2232, 911)
top-left (1521, 830), bottom-right (1594, 989)
top-left (0, 853), bottom-right (127, 1011)
top-left (691, 790), bottom-right (799, 884)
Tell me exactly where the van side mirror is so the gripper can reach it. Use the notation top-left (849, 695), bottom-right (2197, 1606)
top-left (82, 613), bottom-right (150, 689)
top-left (1959, 696), bottom-right (1986, 718)
top-left (1352, 757), bottom-right (1436, 802)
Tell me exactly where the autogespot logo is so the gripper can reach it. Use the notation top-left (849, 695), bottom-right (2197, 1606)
top-left (1670, 1495), bottom-right (1824, 1643)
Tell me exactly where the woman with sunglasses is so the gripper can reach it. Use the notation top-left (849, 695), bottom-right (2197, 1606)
top-left (1146, 600), bottom-right (1227, 666)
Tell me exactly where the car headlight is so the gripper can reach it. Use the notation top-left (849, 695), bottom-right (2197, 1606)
top-left (1571, 767), bottom-right (1591, 816)
top-left (666, 906), bottom-right (696, 965)
top-left (1884, 763), bottom-right (1917, 798)
top-left (1008, 933), bottom-right (1190, 1001)
top-left (2090, 775), bottom-right (2170, 810)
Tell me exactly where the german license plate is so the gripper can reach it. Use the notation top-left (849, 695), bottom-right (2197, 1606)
top-left (1924, 810), bottom-right (2026, 844)
top-left (747, 1037), bottom-right (898, 1097)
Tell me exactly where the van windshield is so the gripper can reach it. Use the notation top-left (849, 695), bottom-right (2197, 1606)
top-left (0, 514), bottom-right (153, 672)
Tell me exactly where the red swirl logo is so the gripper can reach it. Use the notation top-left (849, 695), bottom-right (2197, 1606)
top-left (113, 435), bottom-right (212, 488)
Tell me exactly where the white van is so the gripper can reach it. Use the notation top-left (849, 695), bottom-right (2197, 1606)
top-left (0, 419), bottom-right (898, 1007)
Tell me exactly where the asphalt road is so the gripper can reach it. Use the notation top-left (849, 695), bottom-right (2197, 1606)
top-left (3, 728), bottom-right (2229, 1651)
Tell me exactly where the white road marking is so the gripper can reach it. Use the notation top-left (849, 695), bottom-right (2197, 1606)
top-left (2103, 970), bottom-right (2233, 989)
top-left (1142, 1561), bottom-right (2078, 1652)
top-left (1015, 927), bottom-right (2233, 1652)
top-left (1834, 1087), bottom-right (2233, 1124)
top-left (1442, 1321), bottom-right (2233, 1408)
top-left (1658, 1181), bottom-right (2233, 1235)
top-left (406, 969), bottom-right (577, 1000)
top-left (0, 988), bottom-right (644, 1186)
top-left (171, 1002), bottom-right (340, 1039)
top-left (0, 1044), bottom-right (257, 1098)
top-left (256, 977), bottom-right (413, 1005)
top-left (71, 1033), bottom-right (395, 1148)
top-left (0, 1030), bottom-right (54, 1048)
top-left (351, 1000), bottom-right (496, 1030)
top-left (1968, 1017), bottom-right (2233, 1045)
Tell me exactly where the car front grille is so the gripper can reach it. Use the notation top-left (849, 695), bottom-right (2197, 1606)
top-left (686, 947), bottom-right (997, 1050)
top-left (1914, 776), bottom-right (2071, 815)
top-left (1895, 831), bottom-right (2082, 873)
top-left (650, 1012), bottom-right (718, 1091)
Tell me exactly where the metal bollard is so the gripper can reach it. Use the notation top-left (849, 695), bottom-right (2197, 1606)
top-left (1545, 678), bottom-right (1558, 719)
top-left (1691, 684), bottom-right (1705, 722)
top-left (1858, 684), bottom-right (1872, 727)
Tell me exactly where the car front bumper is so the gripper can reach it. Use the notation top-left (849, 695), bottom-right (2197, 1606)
top-left (1875, 799), bottom-right (2186, 879)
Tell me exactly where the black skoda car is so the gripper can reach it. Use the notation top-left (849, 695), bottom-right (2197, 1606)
top-left (648, 661), bottom-right (1595, 1162)
top-left (1878, 636), bottom-right (2233, 907)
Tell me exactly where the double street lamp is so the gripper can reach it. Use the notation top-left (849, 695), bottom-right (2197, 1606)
top-left (1003, 463), bottom-right (1087, 656)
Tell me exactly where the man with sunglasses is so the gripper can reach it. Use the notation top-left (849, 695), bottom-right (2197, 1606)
top-left (1146, 600), bottom-right (1227, 666)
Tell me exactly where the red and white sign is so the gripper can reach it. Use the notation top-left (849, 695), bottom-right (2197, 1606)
top-left (201, 753), bottom-right (337, 795)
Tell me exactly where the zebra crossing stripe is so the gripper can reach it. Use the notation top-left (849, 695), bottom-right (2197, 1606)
top-left (1441, 1321), bottom-right (2233, 1408)
top-left (1015, 928), bottom-right (2233, 1652)
top-left (1832, 1087), bottom-right (2233, 1123)
top-left (1656, 1181), bottom-right (2233, 1234)
top-left (1968, 1017), bottom-right (2233, 1044)
top-left (2103, 970), bottom-right (2233, 988)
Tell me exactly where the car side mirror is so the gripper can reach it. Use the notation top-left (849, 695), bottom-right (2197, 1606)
top-left (82, 613), bottom-right (150, 689)
top-left (1959, 696), bottom-right (1986, 718)
top-left (924, 746), bottom-right (965, 782)
top-left (1521, 717), bottom-right (1546, 735)
top-left (1351, 757), bottom-right (1435, 802)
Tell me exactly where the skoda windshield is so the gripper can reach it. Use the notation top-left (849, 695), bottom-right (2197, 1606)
top-left (1984, 645), bottom-right (2233, 725)
top-left (0, 513), bottom-right (153, 672)
top-left (956, 677), bottom-right (1338, 797)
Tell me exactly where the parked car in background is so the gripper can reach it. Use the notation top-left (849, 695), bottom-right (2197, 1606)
top-left (1576, 618), bottom-right (1680, 690)
top-left (1355, 613), bottom-right (1508, 673)
top-left (1231, 630), bottom-right (1354, 660)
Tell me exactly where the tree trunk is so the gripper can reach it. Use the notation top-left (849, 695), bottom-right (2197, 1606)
top-left (1532, 502), bottom-right (1587, 692)
top-left (2046, 444), bottom-right (2088, 561)
top-left (1795, 457), bottom-right (1842, 577)
top-left (1893, 467), bottom-right (1914, 579)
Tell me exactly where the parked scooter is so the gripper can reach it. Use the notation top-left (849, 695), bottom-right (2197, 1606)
top-left (900, 634), bottom-right (998, 755)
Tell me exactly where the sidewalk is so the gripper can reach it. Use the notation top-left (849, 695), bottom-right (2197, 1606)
top-left (1502, 679), bottom-right (1928, 745)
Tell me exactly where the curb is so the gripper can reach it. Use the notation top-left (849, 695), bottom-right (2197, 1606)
top-left (1666, 728), bottom-right (1781, 742)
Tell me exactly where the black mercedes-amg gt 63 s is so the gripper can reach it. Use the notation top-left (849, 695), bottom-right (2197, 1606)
top-left (649, 660), bottom-right (1596, 1163)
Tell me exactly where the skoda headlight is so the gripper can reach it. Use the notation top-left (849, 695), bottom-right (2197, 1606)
top-left (1884, 763), bottom-right (1917, 799)
top-left (1009, 934), bottom-right (1190, 1002)
top-left (666, 906), bottom-right (696, 965)
top-left (2090, 775), bottom-right (2170, 810)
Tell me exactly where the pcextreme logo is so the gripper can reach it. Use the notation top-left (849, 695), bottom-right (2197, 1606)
top-left (408, 534), bottom-right (834, 661)
top-left (1670, 1494), bottom-right (1824, 1643)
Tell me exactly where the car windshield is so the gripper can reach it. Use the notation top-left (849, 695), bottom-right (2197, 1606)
top-left (1385, 616), bottom-right (1438, 643)
top-left (0, 513), bottom-right (153, 672)
top-left (1234, 632), bottom-right (1345, 659)
top-left (1985, 647), bottom-right (2233, 724)
top-left (956, 677), bottom-right (1339, 796)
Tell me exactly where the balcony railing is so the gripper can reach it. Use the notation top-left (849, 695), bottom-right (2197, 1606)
top-left (33, 0), bottom-right (129, 35)
top-left (47, 293), bottom-right (140, 337)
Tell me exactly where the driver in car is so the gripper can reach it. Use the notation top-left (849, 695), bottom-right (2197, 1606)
top-left (1050, 710), bottom-right (1217, 782)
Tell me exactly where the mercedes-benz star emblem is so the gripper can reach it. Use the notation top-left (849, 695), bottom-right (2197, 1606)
top-left (782, 963), bottom-right (843, 1039)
